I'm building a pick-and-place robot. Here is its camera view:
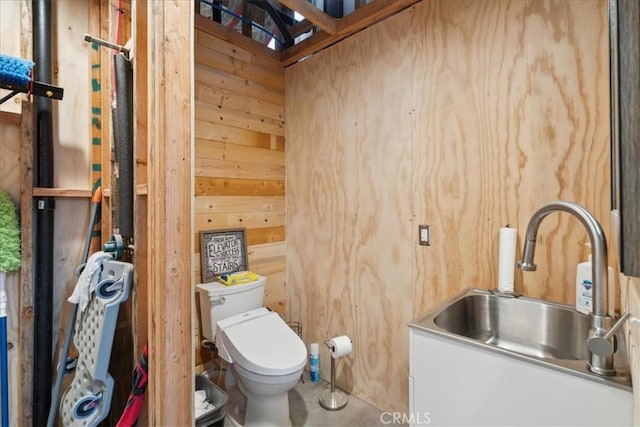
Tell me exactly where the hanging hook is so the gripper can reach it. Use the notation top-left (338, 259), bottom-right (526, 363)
top-left (84, 34), bottom-right (130, 59)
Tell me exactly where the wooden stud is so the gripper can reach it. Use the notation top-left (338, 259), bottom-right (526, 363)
top-left (144, 1), bottom-right (193, 424)
top-left (18, 0), bottom-right (33, 423)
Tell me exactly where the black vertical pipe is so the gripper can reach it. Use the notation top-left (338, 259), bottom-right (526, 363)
top-left (33, 0), bottom-right (54, 424)
top-left (112, 54), bottom-right (134, 242)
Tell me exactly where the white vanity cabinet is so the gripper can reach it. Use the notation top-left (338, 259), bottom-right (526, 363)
top-left (408, 326), bottom-right (633, 426)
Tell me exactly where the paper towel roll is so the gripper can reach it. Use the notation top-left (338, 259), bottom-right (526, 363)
top-left (498, 227), bottom-right (517, 293)
top-left (328, 335), bottom-right (352, 359)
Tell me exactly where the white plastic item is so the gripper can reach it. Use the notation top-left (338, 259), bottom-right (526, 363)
top-left (575, 254), bottom-right (615, 315)
top-left (576, 255), bottom-right (593, 315)
top-left (60, 259), bottom-right (133, 426)
top-left (216, 308), bottom-right (307, 375)
top-left (327, 335), bottom-right (352, 358)
top-left (309, 343), bottom-right (320, 382)
top-left (196, 275), bottom-right (266, 340)
top-left (497, 227), bottom-right (517, 293)
top-left (409, 327), bottom-right (633, 426)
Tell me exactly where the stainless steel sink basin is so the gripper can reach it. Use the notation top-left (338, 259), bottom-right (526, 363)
top-left (432, 291), bottom-right (590, 360)
top-left (409, 288), bottom-right (631, 389)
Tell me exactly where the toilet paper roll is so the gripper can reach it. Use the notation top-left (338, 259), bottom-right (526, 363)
top-left (498, 227), bottom-right (517, 293)
top-left (328, 335), bottom-right (352, 359)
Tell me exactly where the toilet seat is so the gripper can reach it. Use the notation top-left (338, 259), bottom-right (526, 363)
top-left (219, 308), bottom-right (306, 376)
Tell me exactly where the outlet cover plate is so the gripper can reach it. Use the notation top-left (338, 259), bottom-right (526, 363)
top-left (419, 225), bottom-right (431, 246)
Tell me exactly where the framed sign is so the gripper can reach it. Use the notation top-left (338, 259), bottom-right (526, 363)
top-left (199, 228), bottom-right (248, 283)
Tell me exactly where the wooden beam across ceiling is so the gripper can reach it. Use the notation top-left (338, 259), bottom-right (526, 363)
top-left (281, 0), bottom-right (421, 66)
top-left (277, 0), bottom-right (337, 34)
top-left (291, 18), bottom-right (314, 37)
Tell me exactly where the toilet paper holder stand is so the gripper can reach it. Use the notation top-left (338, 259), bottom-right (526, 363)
top-left (319, 338), bottom-right (350, 411)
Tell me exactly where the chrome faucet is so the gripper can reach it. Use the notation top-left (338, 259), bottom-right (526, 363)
top-left (517, 201), bottom-right (618, 376)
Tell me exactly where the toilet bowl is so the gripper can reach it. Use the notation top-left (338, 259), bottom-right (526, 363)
top-left (197, 276), bottom-right (307, 425)
top-left (216, 307), bottom-right (307, 426)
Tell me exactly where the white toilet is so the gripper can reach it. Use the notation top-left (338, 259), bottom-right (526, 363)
top-left (197, 275), bottom-right (307, 426)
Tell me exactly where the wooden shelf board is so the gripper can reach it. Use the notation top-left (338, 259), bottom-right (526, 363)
top-left (32, 187), bottom-right (92, 198)
top-left (0, 110), bottom-right (21, 125)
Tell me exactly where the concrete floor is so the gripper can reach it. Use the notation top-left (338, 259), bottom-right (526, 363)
top-left (289, 377), bottom-right (386, 427)
top-left (200, 365), bottom-right (386, 426)
top-left (217, 375), bottom-right (386, 426)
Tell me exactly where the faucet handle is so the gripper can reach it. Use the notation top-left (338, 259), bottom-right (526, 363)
top-left (587, 312), bottom-right (629, 357)
top-left (587, 334), bottom-right (616, 357)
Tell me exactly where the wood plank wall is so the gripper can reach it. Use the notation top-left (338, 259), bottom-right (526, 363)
top-left (193, 17), bottom-right (287, 353)
top-left (286, 0), bottom-right (610, 412)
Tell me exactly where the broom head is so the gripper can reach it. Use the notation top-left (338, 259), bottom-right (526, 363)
top-left (0, 191), bottom-right (21, 272)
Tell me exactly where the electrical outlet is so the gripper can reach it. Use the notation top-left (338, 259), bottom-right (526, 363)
top-left (419, 225), bottom-right (430, 246)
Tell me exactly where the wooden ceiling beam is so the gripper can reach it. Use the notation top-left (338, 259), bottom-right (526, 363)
top-left (337, 0), bottom-right (418, 33)
top-left (281, 0), bottom-right (420, 66)
top-left (291, 18), bottom-right (315, 37)
top-left (277, 0), bottom-right (338, 34)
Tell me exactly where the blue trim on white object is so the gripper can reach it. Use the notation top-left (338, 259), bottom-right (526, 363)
top-left (59, 259), bottom-right (133, 426)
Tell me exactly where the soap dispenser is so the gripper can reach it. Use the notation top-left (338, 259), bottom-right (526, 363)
top-left (575, 254), bottom-right (592, 315)
top-left (575, 247), bottom-right (615, 315)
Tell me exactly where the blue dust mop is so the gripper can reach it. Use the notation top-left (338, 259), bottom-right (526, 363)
top-left (0, 53), bottom-right (63, 104)
top-left (0, 191), bottom-right (21, 427)
top-left (0, 54), bottom-right (33, 86)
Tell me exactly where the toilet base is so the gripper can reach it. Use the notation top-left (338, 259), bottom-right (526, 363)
top-left (224, 386), bottom-right (247, 426)
top-left (239, 381), bottom-right (291, 427)
top-left (224, 377), bottom-right (292, 427)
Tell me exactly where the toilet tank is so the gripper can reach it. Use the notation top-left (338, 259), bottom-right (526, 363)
top-left (196, 275), bottom-right (266, 341)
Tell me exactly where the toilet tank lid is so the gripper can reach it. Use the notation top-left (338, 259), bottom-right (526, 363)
top-left (196, 275), bottom-right (266, 297)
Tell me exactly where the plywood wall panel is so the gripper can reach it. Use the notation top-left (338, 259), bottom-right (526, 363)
top-left (411, 0), bottom-right (610, 314)
top-left (0, 0), bottom-right (23, 116)
top-left (286, 0), bottom-right (609, 413)
top-left (287, 13), bottom-right (415, 411)
top-left (0, 124), bottom-right (21, 200)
